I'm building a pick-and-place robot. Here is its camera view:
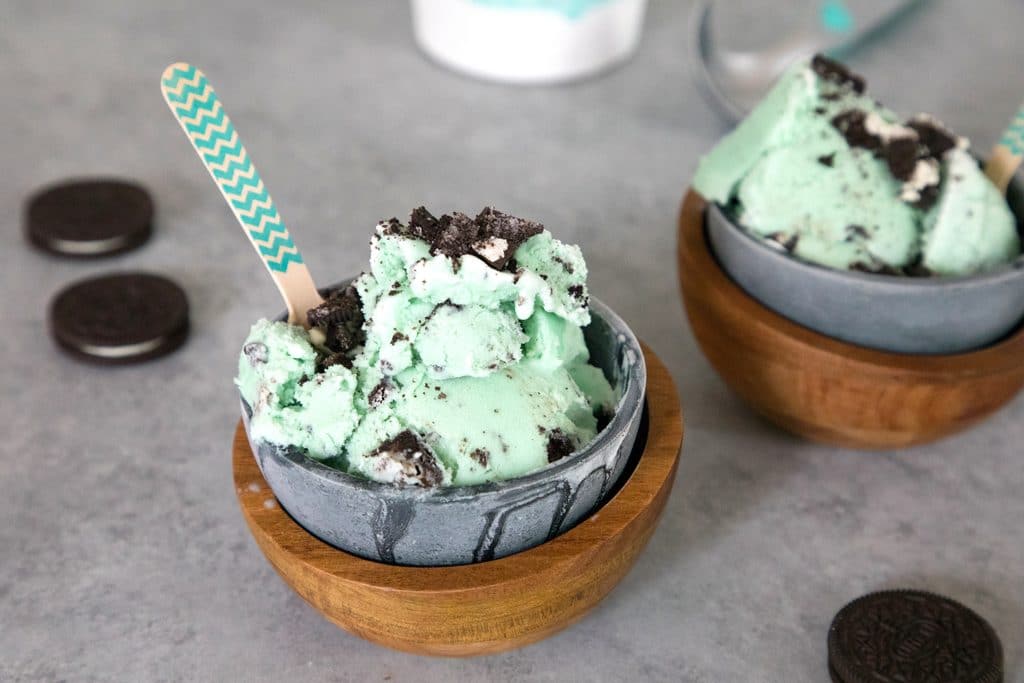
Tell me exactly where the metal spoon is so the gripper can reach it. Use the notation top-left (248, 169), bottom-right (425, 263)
top-left (691, 0), bottom-right (928, 122)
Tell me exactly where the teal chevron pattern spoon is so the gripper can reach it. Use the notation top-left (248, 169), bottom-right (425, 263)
top-left (160, 62), bottom-right (324, 326)
top-left (986, 100), bottom-right (1024, 193)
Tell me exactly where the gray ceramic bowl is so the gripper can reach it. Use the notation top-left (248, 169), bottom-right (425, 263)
top-left (240, 290), bottom-right (646, 567)
top-left (705, 178), bottom-right (1024, 354)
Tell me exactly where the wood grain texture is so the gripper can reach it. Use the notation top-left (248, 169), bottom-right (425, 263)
top-left (677, 190), bottom-right (1024, 449)
top-left (233, 344), bottom-right (683, 656)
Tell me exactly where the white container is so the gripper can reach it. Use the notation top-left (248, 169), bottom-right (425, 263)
top-left (411, 0), bottom-right (647, 84)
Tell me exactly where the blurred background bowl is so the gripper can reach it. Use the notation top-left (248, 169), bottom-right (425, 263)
top-left (704, 178), bottom-right (1024, 355)
top-left (411, 0), bottom-right (647, 84)
top-left (678, 190), bottom-right (1024, 448)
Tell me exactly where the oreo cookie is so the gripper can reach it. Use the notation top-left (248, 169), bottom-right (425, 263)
top-left (828, 590), bottom-right (1003, 683)
top-left (49, 273), bottom-right (189, 364)
top-left (26, 179), bottom-right (154, 257)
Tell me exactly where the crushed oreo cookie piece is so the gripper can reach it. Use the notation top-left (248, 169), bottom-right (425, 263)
top-left (307, 285), bottom-right (365, 356)
top-left (370, 430), bottom-right (444, 487)
top-left (908, 114), bottom-right (959, 159)
top-left (408, 206), bottom-right (443, 243)
top-left (553, 255), bottom-right (575, 274)
top-left (899, 158), bottom-right (942, 209)
top-left (818, 153), bottom-right (836, 167)
top-left (811, 54), bottom-right (866, 94)
top-left (568, 284), bottom-right (587, 303)
top-left (844, 225), bottom-right (870, 241)
top-left (318, 352), bottom-right (353, 371)
top-left (472, 207), bottom-right (544, 269)
top-left (546, 430), bottom-right (575, 464)
top-left (378, 217), bottom-right (403, 236)
top-left (831, 110), bottom-right (882, 151)
top-left (368, 380), bottom-right (390, 408)
top-left (851, 261), bottom-right (903, 276)
top-left (882, 136), bottom-right (920, 181)
top-left (471, 236), bottom-right (510, 269)
top-left (243, 341), bottom-right (268, 366)
top-left (469, 448), bottom-right (489, 467)
top-left (767, 232), bottom-right (799, 252)
top-left (432, 211), bottom-right (481, 260)
top-left (909, 182), bottom-right (941, 211)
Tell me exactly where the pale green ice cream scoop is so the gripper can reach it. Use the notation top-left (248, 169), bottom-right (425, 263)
top-left (237, 207), bottom-right (616, 487)
top-left (693, 55), bottom-right (1020, 276)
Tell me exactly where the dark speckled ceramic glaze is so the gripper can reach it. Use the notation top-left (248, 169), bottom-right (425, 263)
top-left (705, 176), bottom-right (1024, 354)
top-left (240, 290), bottom-right (646, 567)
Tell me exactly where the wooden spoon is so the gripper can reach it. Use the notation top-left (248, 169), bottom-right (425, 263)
top-left (985, 100), bottom-right (1024, 194)
top-left (160, 63), bottom-right (324, 326)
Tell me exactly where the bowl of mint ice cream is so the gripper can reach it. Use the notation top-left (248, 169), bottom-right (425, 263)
top-left (693, 55), bottom-right (1024, 355)
top-left (237, 207), bottom-right (645, 566)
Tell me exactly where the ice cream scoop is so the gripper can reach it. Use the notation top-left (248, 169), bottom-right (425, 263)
top-left (238, 207), bottom-right (618, 487)
top-left (694, 55), bottom-right (1021, 277)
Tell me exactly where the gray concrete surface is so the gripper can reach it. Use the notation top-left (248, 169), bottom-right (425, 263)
top-left (2, 1), bottom-right (1022, 681)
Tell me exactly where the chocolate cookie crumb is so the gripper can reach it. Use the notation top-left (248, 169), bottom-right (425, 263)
top-left (431, 211), bottom-right (481, 260)
top-left (767, 232), bottom-right (799, 252)
top-left (908, 115), bottom-right (959, 159)
top-left (546, 430), bottom-right (575, 463)
top-left (568, 284), bottom-right (586, 301)
top-left (318, 352), bottom-right (353, 371)
top-left (818, 153), bottom-right (836, 167)
top-left (370, 430), bottom-right (444, 487)
top-left (469, 448), bottom-right (489, 467)
top-left (831, 110), bottom-right (881, 151)
top-left (408, 206), bottom-right (443, 243)
top-left (844, 225), bottom-right (869, 241)
top-left (553, 255), bottom-right (575, 274)
top-left (910, 183), bottom-right (941, 211)
top-left (851, 261), bottom-right (903, 276)
top-left (243, 341), bottom-right (268, 366)
top-left (307, 285), bottom-right (365, 356)
top-left (811, 54), bottom-right (866, 93)
top-left (881, 136), bottom-right (920, 181)
top-left (368, 380), bottom-right (390, 408)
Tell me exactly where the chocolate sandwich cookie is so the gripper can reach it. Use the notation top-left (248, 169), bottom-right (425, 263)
top-left (26, 179), bottom-right (154, 257)
top-left (828, 590), bottom-right (1003, 683)
top-left (49, 273), bottom-right (189, 364)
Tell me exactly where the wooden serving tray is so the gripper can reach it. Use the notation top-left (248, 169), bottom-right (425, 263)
top-left (233, 344), bottom-right (682, 656)
top-left (678, 190), bottom-right (1024, 448)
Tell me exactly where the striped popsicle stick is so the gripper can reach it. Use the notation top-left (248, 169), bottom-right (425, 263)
top-left (985, 100), bottom-right (1024, 194)
top-left (160, 63), bottom-right (323, 325)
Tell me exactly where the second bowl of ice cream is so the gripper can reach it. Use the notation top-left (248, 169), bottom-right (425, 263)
top-left (692, 56), bottom-right (1024, 354)
top-left (238, 207), bottom-right (645, 566)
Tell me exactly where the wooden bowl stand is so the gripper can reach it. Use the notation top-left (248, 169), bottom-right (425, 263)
top-left (678, 190), bottom-right (1024, 449)
top-left (233, 343), bottom-right (683, 656)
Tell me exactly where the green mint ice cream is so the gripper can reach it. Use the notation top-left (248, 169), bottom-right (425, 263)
top-left (693, 56), bottom-right (1020, 276)
top-left (237, 207), bottom-right (616, 487)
